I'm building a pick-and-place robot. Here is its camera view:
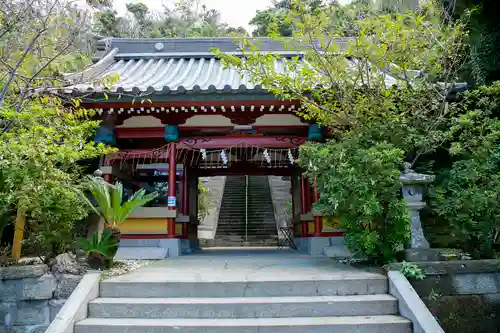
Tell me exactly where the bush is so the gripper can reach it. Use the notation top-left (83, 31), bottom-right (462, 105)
top-left (300, 138), bottom-right (410, 263)
top-left (431, 82), bottom-right (500, 258)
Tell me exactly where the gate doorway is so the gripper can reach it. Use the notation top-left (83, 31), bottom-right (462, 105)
top-left (214, 175), bottom-right (279, 247)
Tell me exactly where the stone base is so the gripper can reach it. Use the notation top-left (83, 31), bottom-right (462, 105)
top-left (399, 248), bottom-right (463, 262)
top-left (181, 239), bottom-right (201, 254)
top-left (118, 238), bottom-right (182, 258)
top-left (324, 245), bottom-right (352, 259)
top-left (115, 247), bottom-right (169, 260)
top-left (199, 238), bottom-right (215, 247)
top-left (295, 237), bottom-right (351, 257)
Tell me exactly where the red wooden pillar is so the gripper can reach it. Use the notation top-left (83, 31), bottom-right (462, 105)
top-left (103, 156), bottom-right (112, 183)
top-left (182, 166), bottom-right (189, 238)
top-left (300, 175), bottom-right (309, 237)
top-left (312, 179), bottom-right (322, 236)
top-left (300, 175), bottom-right (307, 214)
top-left (181, 167), bottom-right (188, 215)
top-left (167, 143), bottom-right (177, 238)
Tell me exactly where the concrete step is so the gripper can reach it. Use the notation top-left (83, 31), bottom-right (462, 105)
top-left (99, 275), bottom-right (388, 298)
top-left (75, 316), bottom-right (411, 333)
top-left (89, 295), bottom-right (398, 319)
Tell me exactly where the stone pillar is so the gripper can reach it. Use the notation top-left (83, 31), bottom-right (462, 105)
top-left (400, 163), bottom-right (435, 260)
top-left (167, 142), bottom-right (177, 238)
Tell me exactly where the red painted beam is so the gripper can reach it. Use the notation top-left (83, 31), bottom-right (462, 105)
top-left (115, 126), bottom-right (309, 139)
top-left (197, 168), bottom-right (294, 177)
top-left (116, 127), bottom-right (165, 139)
top-left (180, 136), bottom-right (307, 149)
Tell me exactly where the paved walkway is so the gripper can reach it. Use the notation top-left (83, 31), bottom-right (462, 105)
top-left (108, 247), bottom-right (385, 283)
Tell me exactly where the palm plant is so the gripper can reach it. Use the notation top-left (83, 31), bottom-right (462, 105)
top-left (78, 230), bottom-right (117, 269)
top-left (81, 175), bottom-right (158, 247)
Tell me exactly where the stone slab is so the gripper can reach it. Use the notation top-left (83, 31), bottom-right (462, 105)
top-left (324, 245), bottom-right (352, 259)
top-left (21, 274), bottom-right (57, 300)
top-left (387, 271), bottom-right (445, 333)
top-left (452, 273), bottom-right (500, 295)
top-left (49, 299), bottom-right (67, 321)
top-left (115, 247), bottom-right (168, 260)
top-left (119, 239), bottom-right (160, 247)
top-left (1, 274), bottom-right (57, 301)
top-left (388, 259), bottom-right (500, 275)
top-left (75, 316), bottom-right (412, 333)
top-left (0, 324), bottom-right (49, 333)
top-left (89, 295), bottom-right (398, 319)
top-left (13, 300), bottom-right (49, 326)
top-left (158, 239), bottom-right (181, 257)
top-left (44, 272), bottom-right (101, 333)
top-left (0, 279), bottom-right (21, 301)
top-left (0, 265), bottom-right (48, 280)
top-left (54, 275), bottom-right (83, 299)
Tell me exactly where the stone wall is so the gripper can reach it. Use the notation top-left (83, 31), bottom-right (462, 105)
top-left (268, 176), bottom-right (291, 233)
top-left (198, 176), bottom-right (226, 245)
top-left (0, 261), bottom-right (83, 333)
top-left (391, 260), bottom-right (500, 333)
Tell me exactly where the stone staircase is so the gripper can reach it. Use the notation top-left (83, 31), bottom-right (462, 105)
top-left (75, 270), bottom-right (412, 333)
top-left (215, 176), bottom-right (278, 247)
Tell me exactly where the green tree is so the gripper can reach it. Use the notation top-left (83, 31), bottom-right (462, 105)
top-left (0, 0), bottom-right (112, 259)
top-left (442, 0), bottom-right (500, 86)
top-left (431, 82), bottom-right (500, 258)
top-left (216, 1), bottom-right (467, 262)
top-left (91, 0), bottom-right (249, 38)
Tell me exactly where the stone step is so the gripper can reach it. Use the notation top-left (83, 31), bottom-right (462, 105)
top-left (89, 295), bottom-right (398, 319)
top-left (214, 239), bottom-right (278, 248)
top-left (216, 226), bottom-right (277, 230)
top-left (99, 275), bottom-right (388, 298)
top-left (75, 316), bottom-right (411, 333)
top-left (214, 235), bottom-right (278, 239)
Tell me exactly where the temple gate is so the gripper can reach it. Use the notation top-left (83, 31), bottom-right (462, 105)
top-left (62, 37), bottom-right (349, 258)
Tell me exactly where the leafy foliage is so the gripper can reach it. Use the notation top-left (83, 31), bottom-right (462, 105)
top-left (92, 0), bottom-right (248, 38)
top-left (443, 0), bottom-right (500, 86)
top-left (400, 261), bottom-right (426, 280)
top-left (301, 139), bottom-right (409, 263)
top-left (0, 0), bottom-right (112, 259)
top-left (78, 230), bottom-right (117, 258)
top-left (250, 0), bottom-right (375, 37)
top-left (431, 82), bottom-right (500, 258)
top-left (81, 176), bottom-right (158, 229)
top-left (216, 1), bottom-right (467, 263)
top-left (197, 182), bottom-right (209, 221)
top-left (78, 230), bottom-right (117, 269)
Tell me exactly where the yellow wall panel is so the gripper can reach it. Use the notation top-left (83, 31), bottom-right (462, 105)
top-left (175, 223), bottom-right (183, 235)
top-left (308, 222), bottom-right (314, 234)
top-left (119, 218), bottom-right (169, 233)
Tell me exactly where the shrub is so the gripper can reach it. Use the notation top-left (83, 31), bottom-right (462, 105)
top-left (431, 82), bottom-right (500, 258)
top-left (300, 138), bottom-right (410, 263)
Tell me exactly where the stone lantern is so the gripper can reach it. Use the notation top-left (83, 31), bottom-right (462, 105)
top-left (399, 163), bottom-right (435, 251)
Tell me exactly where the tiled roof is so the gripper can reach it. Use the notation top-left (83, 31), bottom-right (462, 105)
top-left (66, 56), bottom-right (286, 95)
top-left (60, 37), bottom-right (400, 96)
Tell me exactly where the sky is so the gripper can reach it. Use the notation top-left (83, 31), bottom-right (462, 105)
top-left (114, 0), bottom-right (352, 33)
